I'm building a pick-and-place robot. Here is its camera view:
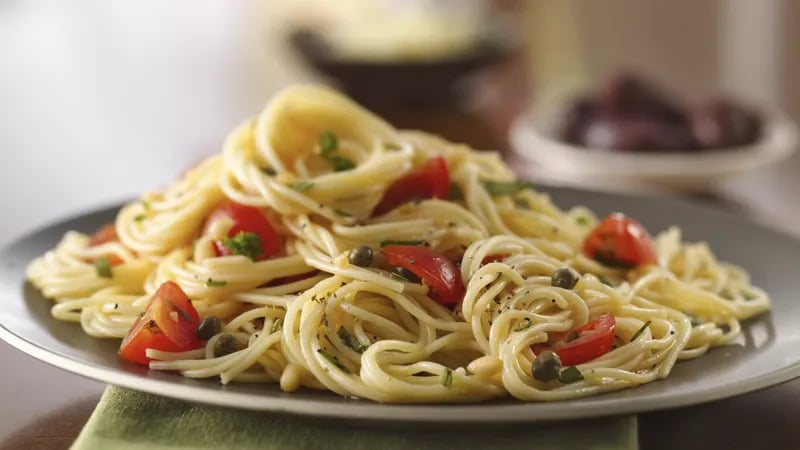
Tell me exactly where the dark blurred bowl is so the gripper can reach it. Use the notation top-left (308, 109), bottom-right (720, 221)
top-left (288, 25), bottom-right (520, 111)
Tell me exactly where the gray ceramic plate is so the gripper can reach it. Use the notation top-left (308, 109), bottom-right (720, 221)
top-left (0, 186), bottom-right (797, 423)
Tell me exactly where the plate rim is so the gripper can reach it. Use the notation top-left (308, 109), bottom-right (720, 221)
top-left (4, 186), bottom-right (800, 423)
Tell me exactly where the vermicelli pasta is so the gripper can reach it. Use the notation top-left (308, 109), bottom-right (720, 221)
top-left (26, 85), bottom-right (770, 403)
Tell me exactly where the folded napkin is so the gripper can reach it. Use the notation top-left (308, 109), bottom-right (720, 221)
top-left (72, 386), bottom-right (638, 450)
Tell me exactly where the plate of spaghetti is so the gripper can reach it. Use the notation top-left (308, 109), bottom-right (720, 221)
top-left (1, 85), bottom-right (798, 422)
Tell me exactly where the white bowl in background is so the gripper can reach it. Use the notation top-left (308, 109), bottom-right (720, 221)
top-left (509, 106), bottom-right (799, 192)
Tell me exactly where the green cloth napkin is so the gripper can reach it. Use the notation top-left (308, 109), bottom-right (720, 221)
top-left (72, 386), bottom-right (638, 450)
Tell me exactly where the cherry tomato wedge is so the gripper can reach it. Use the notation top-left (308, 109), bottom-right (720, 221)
top-left (119, 281), bottom-right (202, 365)
top-left (373, 156), bottom-right (450, 216)
top-left (205, 202), bottom-right (282, 260)
top-left (382, 245), bottom-right (465, 307)
top-left (87, 223), bottom-right (123, 265)
top-left (533, 313), bottom-right (616, 366)
top-left (583, 213), bottom-right (657, 269)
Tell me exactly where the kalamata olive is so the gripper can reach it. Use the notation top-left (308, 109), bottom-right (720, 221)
top-left (690, 98), bottom-right (762, 149)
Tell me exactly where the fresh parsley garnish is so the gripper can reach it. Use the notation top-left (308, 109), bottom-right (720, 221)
top-left (290, 181), bottom-right (314, 192)
top-left (206, 278), bottom-right (227, 287)
top-left (514, 318), bottom-right (533, 332)
top-left (318, 130), bottom-right (355, 172)
top-left (329, 156), bottom-right (355, 172)
top-left (338, 327), bottom-right (368, 353)
top-left (380, 239), bottom-right (424, 247)
top-left (630, 320), bottom-right (652, 342)
top-left (319, 130), bottom-right (338, 156)
top-left (93, 257), bottom-right (113, 278)
top-left (333, 208), bottom-right (352, 217)
top-left (270, 318), bottom-right (283, 334)
top-left (442, 368), bottom-right (453, 388)
top-left (598, 276), bottom-right (614, 287)
top-left (134, 214), bottom-right (147, 222)
top-left (575, 216), bottom-right (589, 226)
top-left (559, 366), bottom-right (583, 383)
top-left (317, 349), bottom-right (351, 373)
top-left (482, 180), bottom-right (534, 197)
top-left (221, 232), bottom-right (263, 261)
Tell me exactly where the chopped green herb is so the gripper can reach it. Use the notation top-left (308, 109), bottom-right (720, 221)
top-left (338, 327), bottom-right (368, 353)
top-left (442, 368), bottom-right (453, 388)
top-left (575, 216), bottom-right (589, 226)
top-left (565, 331), bottom-right (580, 342)
top-left (222, 232), bottom-right (264, 261)
top-left (598, 276), bottom-right (614, 287)
top-left (134, 214), bottom-right (147, 222)
top-left (333, 208), bottom-right (352, 217)
top-left (262, 167), bottom-right (277, 176)
top-left (317, 130), bottom-right (355, 171)
top-left (206, 278), bottom-right (227, 287)
top-left (687, 313), bottom-right (704, 326)
top-left (448, 183), bottom-right (463, 201)
top-left (317, 349), bottom-right (351, 373)
top-left (270, 318), bottom-right (283, 334)
top-left (384, 142), bottom-right (403, 151)
top-left (319, 130), bottom-right (339, 156)
top-left (559, 366), bottom-right (584, 383)
top-left (380, 239), bottom-right (423, 247)
top-left (630, 320), bottom-right (652, 342)
top-left (142, 201), bottom-right (151, 211)
top-left (514, 318), bottom-right (533, 332)
top-left (169, 302), bottom-right (193, 322)
top-left (329, 155), bottom-right (355, 172)
top-left (290, 181), bottom-right (314, 192)
top-left (482, 180), bottom-right (534, 197)
top-left (93, 258), bottom-right (113, 278)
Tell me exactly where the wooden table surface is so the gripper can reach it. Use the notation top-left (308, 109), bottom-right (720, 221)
top-left (2, 2), bottom-right (800, 449)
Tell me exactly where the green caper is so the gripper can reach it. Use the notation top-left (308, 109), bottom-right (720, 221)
top-left (532, 350), bottom-right (562, 381)
top-left (348, 245), bottom-right (374, 267)
top-left (196, 316), bottom-right (222, 340)
top-left (213, 334), bottom-right (241, 357)
top-left (393, 266), bottom-right (421, 283)
top-left (551, 267), bottom-right (580, 289)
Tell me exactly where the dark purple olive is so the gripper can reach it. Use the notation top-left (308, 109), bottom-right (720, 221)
top-left (596, 73), bottom-right (687, 124)
top-left (582, 117), bottom-right (697, 152)
top-left (560, 97), bottom-right (596, 145)
top-left (690, 98), bottom-right (762, 149)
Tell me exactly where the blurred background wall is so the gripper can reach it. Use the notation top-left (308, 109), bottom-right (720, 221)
top-left (1, 0), bottom-right (798, 238)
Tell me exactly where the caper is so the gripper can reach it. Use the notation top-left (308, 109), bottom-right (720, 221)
top-left (348, 245), bottom-right (373, 267)
top-left (551, 267), bottom-right (580, 289)
top-left (213, 334), bottom-right (241, 357)
top-left (533, 350), bottom-right (562, 381)
top-left (196, 316), bottom-right (222, 340)
top-left (393, 266), bottom-right (420, 283)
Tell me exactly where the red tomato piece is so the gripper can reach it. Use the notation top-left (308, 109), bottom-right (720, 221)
top-left (382, 245), bottom-right (465, 307)
top-left (119, 281), bottom-right (202, 365)
top-left (533, 313), bottom-right (616, 366)
top-left (87, 223), bottom-right (123, 265)
top-left (583, 213), bottom-right (657, 269)
top-left (372, 156), bottom-right (450, 216)
top-left (205, 202), bottom-right (282, 260)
